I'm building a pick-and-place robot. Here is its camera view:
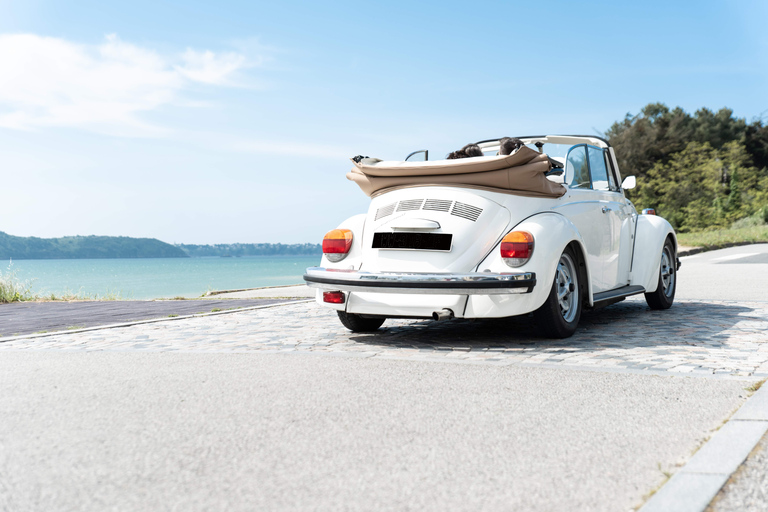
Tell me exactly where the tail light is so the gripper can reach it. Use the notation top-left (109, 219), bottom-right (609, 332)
top-left (323, 229), bottom-right (353, 262)
top-left (323, 291), bottom-right (345, 304)
top-left (500, 231), bottom-right (534, 267)
top-left (642, 208), bottom-right (656, 215)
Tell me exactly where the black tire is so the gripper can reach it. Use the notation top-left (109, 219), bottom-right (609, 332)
top-left (533, 247), bottom-right (582, 338)
top-left (337, 311), bottom-right (385, 332)
top-left (645, 238), bottom-right (676, 310)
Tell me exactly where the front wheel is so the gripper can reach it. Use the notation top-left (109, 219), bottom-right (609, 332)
top-left (533, 248), bottom-right (582, 338)
top-left (337, 311), bottom-right (385, 332)
top-left (645, 238), bottom-right (676, 310)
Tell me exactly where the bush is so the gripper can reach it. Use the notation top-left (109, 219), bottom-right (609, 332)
top-left (0, 261), bottom-right (34, 303)
top-left (731, 215), bottom-right (765, 229)
top-left (759, 205), bottom-right (768, 224)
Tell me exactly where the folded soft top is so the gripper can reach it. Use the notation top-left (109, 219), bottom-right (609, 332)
top-left (346, 146), bottom-right (567, 198)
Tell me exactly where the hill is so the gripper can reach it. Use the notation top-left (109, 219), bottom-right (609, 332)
top-left (0, 232), bottom-right (189, 259)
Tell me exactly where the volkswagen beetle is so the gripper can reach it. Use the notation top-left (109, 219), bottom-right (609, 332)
top-left (304, 135), bottom-right (679, 338)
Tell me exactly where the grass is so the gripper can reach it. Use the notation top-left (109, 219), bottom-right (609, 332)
top-left (0, 260), bottom-right (127, 303)
top-left (0, 261), bottom-right (35, 303)
top-left (676, 224), bottom-right (768, 249)
top-left (745, 379), bottom-right (765, 394)
top-left (35, 289), bottom-right (125, 301)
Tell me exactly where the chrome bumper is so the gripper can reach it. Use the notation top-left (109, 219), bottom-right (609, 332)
top-left (303, 267), bottom-right (536, 295)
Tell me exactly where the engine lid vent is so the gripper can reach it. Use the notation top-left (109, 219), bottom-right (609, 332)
top-left (422, 199), bottom-right (452, 212)
top-left (451, 202), bottom-right (483, 222)
top-left (396, 199), bottom-right (424, 212)
top-left (375, 202), bottom-right (397, 220)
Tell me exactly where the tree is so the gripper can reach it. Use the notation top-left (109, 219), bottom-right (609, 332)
top-left (606, 103), bottom-right (764, 183)
top-left (634, 141), bottom-right (767, 232)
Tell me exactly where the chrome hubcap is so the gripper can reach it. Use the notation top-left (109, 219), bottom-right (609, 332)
top-left (660, 246), bottom-right (675, 298)
top-left (556, 253), bottom-right (578, 323)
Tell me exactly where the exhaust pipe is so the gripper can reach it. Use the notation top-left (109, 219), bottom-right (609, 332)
top-left (432, 309), bottom-right (454, 322)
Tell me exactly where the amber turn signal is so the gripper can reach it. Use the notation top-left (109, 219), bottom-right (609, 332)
top-left (500, 231), bottom-right (534, 267)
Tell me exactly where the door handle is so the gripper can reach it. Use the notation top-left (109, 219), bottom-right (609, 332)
top-left (601, 206), bottom-right (611, 213)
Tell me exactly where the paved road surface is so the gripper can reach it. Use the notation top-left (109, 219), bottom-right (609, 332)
top-left (0, 352), bottom-right (747, 512)
top-left (677, 243), bottom-right (768, 301)
top-left (1, 244), bottom-right (767, 511)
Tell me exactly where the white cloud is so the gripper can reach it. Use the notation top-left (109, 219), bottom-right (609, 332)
top-left (176, 49), bottom-right (246, 85)
top-left (0, 33), bottom-right (249, 134)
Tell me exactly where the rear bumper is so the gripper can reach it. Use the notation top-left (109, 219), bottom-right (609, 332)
top-left (303, 267), bottom-right (536, 295)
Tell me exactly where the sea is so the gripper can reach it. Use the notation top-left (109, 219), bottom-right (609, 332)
top-left (5, 255), bottom-right (321, 300)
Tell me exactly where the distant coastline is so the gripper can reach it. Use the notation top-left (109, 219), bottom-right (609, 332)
top-left (177, 243), bottom-right (321, 258)
top-left (0, 231), bottom-right (321, 260)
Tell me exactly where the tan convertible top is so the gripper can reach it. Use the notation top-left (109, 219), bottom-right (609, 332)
top-left (347, 146), bottom-right (566, 198)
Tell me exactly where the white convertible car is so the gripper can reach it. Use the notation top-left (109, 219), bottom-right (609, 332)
top-left (304, 135), bottom-right (680, 338)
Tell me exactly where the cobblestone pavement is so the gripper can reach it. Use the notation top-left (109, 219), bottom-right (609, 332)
top-left (3, 297), bottom-right (767, 378)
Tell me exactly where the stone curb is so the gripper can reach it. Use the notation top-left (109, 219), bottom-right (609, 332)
top-left (639, 381), bottom-right (768, 512)
top-left (203, 283), bottom-right (306, 296)
top-left (0, 299), bottom-right (313, 343)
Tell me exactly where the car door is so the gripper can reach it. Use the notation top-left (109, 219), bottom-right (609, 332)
top-left (585, 145), bottom-right (634, 290)
top-left (554, 145), bottom-right (625, 294)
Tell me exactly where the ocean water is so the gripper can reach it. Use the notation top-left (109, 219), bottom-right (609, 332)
top-left (5, 256), bottom-right (321, 300)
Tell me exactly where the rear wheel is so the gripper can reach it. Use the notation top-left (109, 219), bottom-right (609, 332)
top-left (337, 311), bottom-right (385, 332)
top-left (533, 248), bottom-right (582, 338)
top-left (645, 238), bottom-right (676, 310)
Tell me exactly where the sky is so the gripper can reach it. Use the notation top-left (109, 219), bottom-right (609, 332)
top-left (1, 0), bottom-right (767, 244)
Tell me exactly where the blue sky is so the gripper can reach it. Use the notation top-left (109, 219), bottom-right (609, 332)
top-left (1, 0), bottom-right (766, 244)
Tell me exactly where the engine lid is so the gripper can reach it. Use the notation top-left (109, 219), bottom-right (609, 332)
top-left (360, 187), bottom-right (512, 273)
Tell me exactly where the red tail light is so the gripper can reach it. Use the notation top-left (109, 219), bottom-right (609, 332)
top-left (323, 291), bottom-right (346, 304)
top-left (642, 208), bottom-right (656, 215)
top-left (500, 231), bottom-right (534, 267)
top-left (323, 229), bottom-right (353, 262)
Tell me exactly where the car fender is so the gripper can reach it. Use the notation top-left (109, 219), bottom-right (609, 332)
top-left (320, 213), bottom-right (367, 269)
top-left (315, 214), bottom-right (366, 310)
top-left (631, 214), bottom-right (677, 292)
top-left (476, 212), bottom-right (595, 310)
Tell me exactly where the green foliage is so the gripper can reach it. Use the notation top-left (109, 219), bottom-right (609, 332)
top-left (0, 261), bottom-right (35, 303)
top-left (676, 224), bottom-right (768, 249)
top-left (607, 103), bottom-right (768, 232)
top-left (606, 104), bottom-right (759, 185)
top-left (0, 232), bottom-right (188, 260)
top-left (633, 141), bottom-right (768, 231)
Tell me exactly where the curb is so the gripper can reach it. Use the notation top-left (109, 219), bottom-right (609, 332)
top-left (0, 299), bottom-right (313, 343)
top-left (639, 382), bottom-right (768, 512)
top-left (204, 283), bottom-right (306, 296)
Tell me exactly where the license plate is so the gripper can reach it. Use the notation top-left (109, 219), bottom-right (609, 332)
top-left (372, 232), bottom-right (452, 251)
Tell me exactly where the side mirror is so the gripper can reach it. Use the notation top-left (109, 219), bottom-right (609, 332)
top-left (621, 176), bottom-right (636, 190)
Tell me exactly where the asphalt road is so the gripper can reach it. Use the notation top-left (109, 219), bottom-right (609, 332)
top-left (677, 243), bottom-right (768, 301)
top-left (0, 352), bottom-right (747, 512)
top-left (0, 299), bottom-right (298, 338)
top-left (1, 244), bottom-right (766, 511)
